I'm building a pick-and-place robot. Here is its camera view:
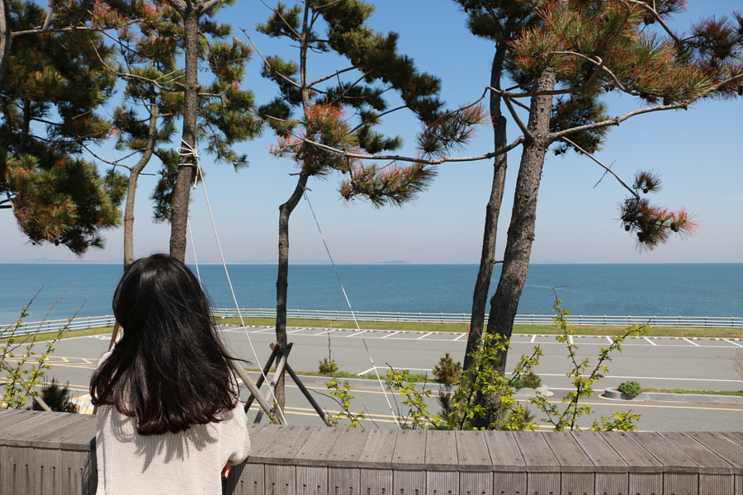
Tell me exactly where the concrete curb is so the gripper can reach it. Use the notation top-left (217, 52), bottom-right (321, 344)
top-left (602, 387), bottom-right (743, 405)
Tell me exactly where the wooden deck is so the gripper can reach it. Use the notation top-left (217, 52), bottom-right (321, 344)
top-left (1, 409), bottom-right (742, 494)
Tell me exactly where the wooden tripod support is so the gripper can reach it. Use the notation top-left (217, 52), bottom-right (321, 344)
top-left (244, 342), bottom-right (331, 427)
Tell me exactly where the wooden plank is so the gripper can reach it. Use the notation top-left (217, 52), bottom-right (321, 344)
top-left (392, 429), bottom-right (427, 470)
top-left (393, 469), bottom-right (426, 495)
top-left (603, 432), bottom-right (663, 473)
top-left (483, 431), bottom-right (526, 471)
top-left (328, 467), bottom-right (360, 495)
top-left (326, 428), bottom-right (369, 468)
top-left (258, 425), bottom-right (313, 464)
top-left (512, 431), bottom-right (558, 472)
top-left (296, 465), bottom-right (327, 495)
top-left (492, 471), bottom-right (527, 495)
top-left (736, 474), bottom-right (742, 495)
top-left (629, 472), bottom-right (663, 495)
top-left (294, 427), bottom-right (339, 466)
top-left (426, 430), bottom-right (458, 471)
top-left (455, 430), bottom-right (491, 472)
top-left (631, 432), bottom-right (698, 495)
top-left (35, 447), bottom-right (62, 495)
top-left (34, 415), bottom-right (96, 451)
top-left (265, 464), bottom-right (295, 494)
top-left (392, 430), bottom-right (427, 495)
top-left (3, 445), bottom-right (35, 495)
top-left (2, 412), bottom-right (84, 447)
top-left (227, 461), bottom-right (264, 495)
top-left (0, 410), bottom-right (61, 440)
top-left (661, 432), bottom-right (735, 474)
top-left (0, 409), bottom-right (27, 431)
top-left (690, 433), bottom-right (743, 472)
top-left (572, 431), bottom-right (629, 495)
top-left (721, 432), bottom-right (743, 451)
top-left (360, 468), bottom-right (392, 495)
top-left (512, 432), bottom-right (560, 495)
top-left (245, 423), bottom-right (287, 463)
top-left (60, 448), bottom-right (95, 495)
top-left (630, 432), bottom-right (698, 472)
top-left (542, 433), bottom-right (595, 495)
top-left (698, 474), bottom-right (735, 495)
top-left (459, 472), bottom-right (492, 495)
top-left (427, 471), bottom-right (459, 495)
top-left (358, 429), bottom-right (397, 469)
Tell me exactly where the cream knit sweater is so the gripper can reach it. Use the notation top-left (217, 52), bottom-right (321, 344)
top-left (94, 355), bottom-right (251, 495)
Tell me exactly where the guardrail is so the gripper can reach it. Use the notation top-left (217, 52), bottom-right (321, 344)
top-left (2, 410), bottom-right (742, 495)
top-left (212, 307), bottom-right (743, 328)
top-left (3, 309), bottom-right (741, 337)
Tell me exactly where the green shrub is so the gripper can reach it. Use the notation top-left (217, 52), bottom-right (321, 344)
top-left (512, 371), bottom-right (542, 389)
top-left (32, 379), bottom-right (78, 413)
top-left (318, 357), bottom-right (339, 375)
top-left (432, 352), bottom-right (462, 385)
top-left (618, 381), bottom-right (642, 398)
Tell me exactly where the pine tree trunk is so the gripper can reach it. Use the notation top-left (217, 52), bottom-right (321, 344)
top-left (465, 42), bottom-right (509, 370)
top-left (486, 70), bottom-right (556, 378)
top-left (0, 0), bottom-right (10, 83)
top-left (274, 172), bottom-right (309, 410)
top-left (169, 7), bottom-right (199, 263)
top-left (123, 99), bottom-right (157, 270)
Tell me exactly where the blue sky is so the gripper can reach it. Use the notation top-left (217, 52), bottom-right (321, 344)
top-left (1, 0), bottom-right (741, 264)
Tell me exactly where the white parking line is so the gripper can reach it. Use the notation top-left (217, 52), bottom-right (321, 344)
top-left (605, 336), bottom-right (614, 345)
top-left (454, 333), bottom-right (467, 341)
top-left (417, 332), bottom-right (432, 340)
top-left (382, 331), bottom-right (400, 339)
top-left (568, 335), bottom-right (574, 345)
top-left (682, 338), bottom-right (700, 347)
top-left (312, 329), bottom-right (334, 336)
top-left (537, 373), bottom-right (743, 384)
top-left (530, 335), bottom-right (537, 343)
top-left (347, 330), bottom-right (368, 338)
top-left (643, 337), bottom-right (657, 346)
top-left (251, 327), bottom-right (275, 333)
top-left (287, 328), bottom-right (306, 334)
top-left (723, 338), bottom-right (743, 348)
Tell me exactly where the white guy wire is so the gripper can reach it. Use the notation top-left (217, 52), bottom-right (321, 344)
top-left (301, 187), bottom-right (401, 429)
top-left (177, 140), bottom-right (287, 425)
top-left (187, 219), bottom-right (202, 285)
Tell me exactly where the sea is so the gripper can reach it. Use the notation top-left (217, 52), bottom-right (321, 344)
top-left (0, 263), bottom-right (741, 325)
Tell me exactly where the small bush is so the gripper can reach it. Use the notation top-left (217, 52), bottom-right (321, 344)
top-left (512, 371), bottom-right (542, 390)
top-left (618, 381), bottom-right (642, 398)
top-left (318, 357), bottom-right (339, 375)
top-left (432, 352), bottom-right (462, 385)
top-left (32, 379), bottom-right (78, 413)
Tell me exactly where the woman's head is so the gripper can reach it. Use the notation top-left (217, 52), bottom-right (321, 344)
top-left (91, 254), bottom-right (238, 435)
top-left (113, 254), bottom-right (211, 343)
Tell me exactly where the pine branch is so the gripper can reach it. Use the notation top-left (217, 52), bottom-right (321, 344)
top-left (241, 28), bottom-right (301, 90)
top-left (503, 96), bottom-right (530, 137)
top-left (301, 135), bottom-right (525, 165)
top-left (559, 137), bottom-right (636, 197)
top-left (309, 67), bottom-right (356, 87)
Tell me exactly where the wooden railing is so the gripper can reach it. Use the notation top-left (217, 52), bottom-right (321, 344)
top-left (2, 409), bottom-right (742, 495)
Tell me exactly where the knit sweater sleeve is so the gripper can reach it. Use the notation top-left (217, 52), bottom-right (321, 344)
top-left (219, 399), bottom-right (251, 467)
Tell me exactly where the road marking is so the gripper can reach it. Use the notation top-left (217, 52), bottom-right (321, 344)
top-left (530, 335), bottom-right (537, 343)
top-left (312, 329), bottom-right (334, 336)
top-left (347, 330), bottom-right (367, 338)
top-left (251, 327), bottom-right (275, 333)
top-left (382, 331), bottom-right (400, 339)
top-left (723, 338), bottom-right (743, 348)
top-left (682, 338), bottom-right (700, 347)
top-left (605, 336), bottom-right (614, 344)
top-left (568, 335), bottom-right (574, 345)
top-left (454, 333), bottom-right (467, 341)
top-left (537, 372), bottom-right (743, 384)
top-left (358, 367), bottom-right (376, 375)
top-left (287, 328), bottom-right (307, 334)
top-left (417, 332), bottom-right (432, 340)
top-left (643, 336), bottom-right (657, 346)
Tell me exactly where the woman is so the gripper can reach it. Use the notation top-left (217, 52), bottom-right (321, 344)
top-left (90, 254), bottom-right (250, 495)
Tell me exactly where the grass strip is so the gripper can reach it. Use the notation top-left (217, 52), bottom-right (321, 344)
top-left (641, 388), bottom-right (743, 397)
top-left (218, 316), bottom-right (743, 338)
top-left (1, 326), bottom-right (115, 344)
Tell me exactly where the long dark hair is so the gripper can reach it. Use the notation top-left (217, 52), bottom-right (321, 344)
top-left (90, 254), bottom-right (238, 435)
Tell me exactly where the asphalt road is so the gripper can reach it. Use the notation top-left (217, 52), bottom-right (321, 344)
top-left (9, 324), bottom-right (743, 431)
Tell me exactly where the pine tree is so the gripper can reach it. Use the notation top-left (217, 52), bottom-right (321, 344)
top-left (0, 1), bottom-right (127, 255)
top-left (449, 0), bottom-right (742, 420)
top-left (163, 0), bottom-right (261, 263)
top-left (256, 0), bottom-right (478, 409)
